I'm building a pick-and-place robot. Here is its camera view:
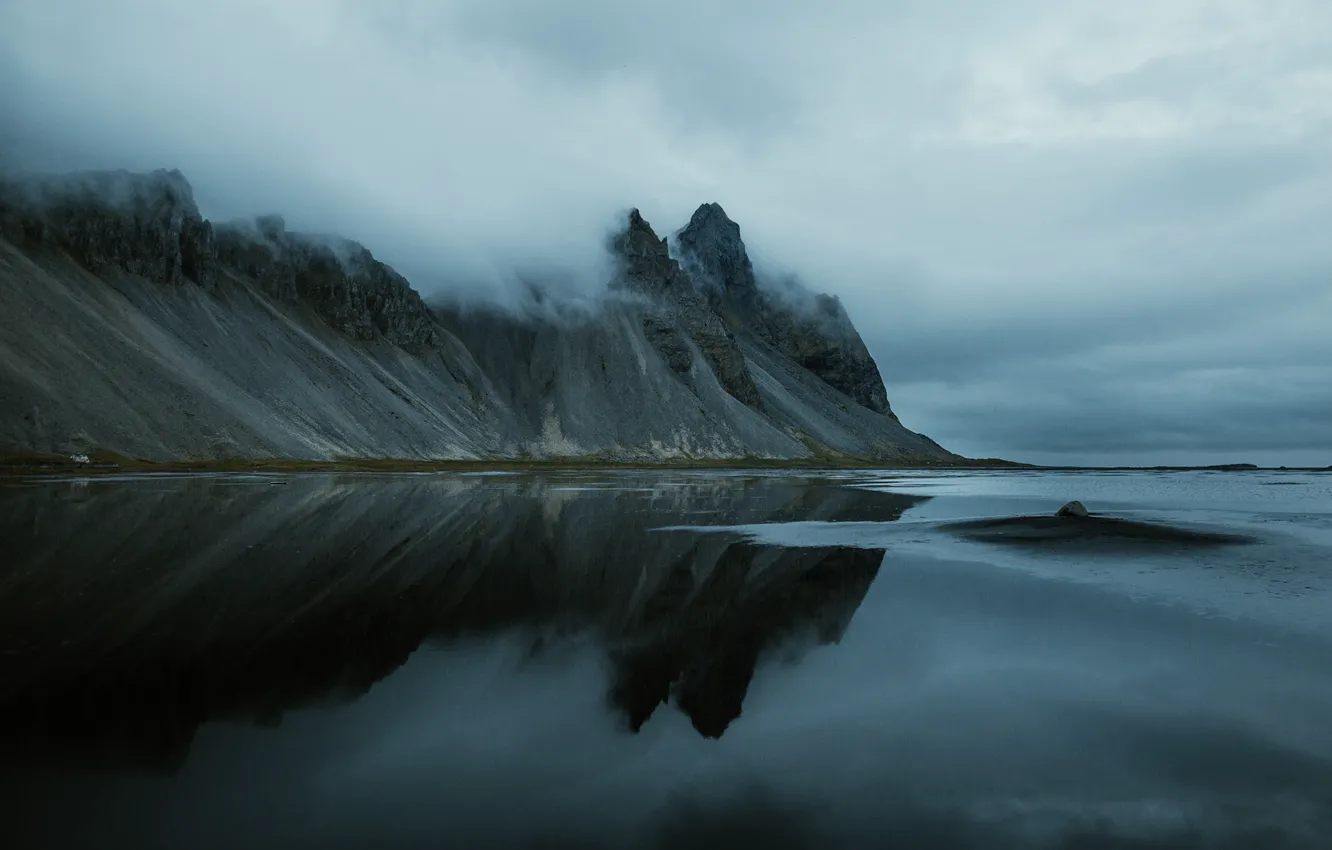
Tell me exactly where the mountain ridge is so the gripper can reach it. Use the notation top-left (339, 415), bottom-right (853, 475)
top-left (0, 168), bottom-right (963, 465)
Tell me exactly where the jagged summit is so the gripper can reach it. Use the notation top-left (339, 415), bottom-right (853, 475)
top-left (673, 201), bottom-right (895, 417)
top-left (0, 167), bottom-right (957, 463)
top-left (676, 201), bottom-right (760, 304)
top-left (611, 208), bottom-right (762, 408)
top-left (613, 208), bottom-right (684, 290)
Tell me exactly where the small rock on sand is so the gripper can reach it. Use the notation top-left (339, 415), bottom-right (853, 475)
top-left (1057, 501), bottom-right (1089, 517)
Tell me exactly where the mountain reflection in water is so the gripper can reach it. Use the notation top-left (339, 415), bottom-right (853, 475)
top-left (0, 473), bottom-right (920, 766)
top-left (6, 470), bottom-right (1332, 849)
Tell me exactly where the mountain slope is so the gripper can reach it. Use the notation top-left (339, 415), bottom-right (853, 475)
top-left (0, 168), bottom-right (960, 464)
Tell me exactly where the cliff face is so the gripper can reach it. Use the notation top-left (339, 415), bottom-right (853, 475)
top-left (0, 169), bottom-right (957, 463)
top-left (0, 169), bottom-right (218, 289)
top-left (677, 202), bottom-right (894, 417)
top-left (214, 215), bottom-right (439, 350)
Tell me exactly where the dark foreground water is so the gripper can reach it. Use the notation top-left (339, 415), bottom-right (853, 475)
top-left (2, 469), bottom-right (1331, 849)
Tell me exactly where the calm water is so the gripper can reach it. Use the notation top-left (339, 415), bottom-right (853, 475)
top-left (1, 469), bottom-right (1330, 849)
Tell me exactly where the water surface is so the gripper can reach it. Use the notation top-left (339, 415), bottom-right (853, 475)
top-left (2, 469), bottom-right (1330, 848)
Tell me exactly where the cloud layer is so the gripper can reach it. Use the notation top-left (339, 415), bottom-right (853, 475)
top-left (2, 0), bottom-right (1330, 464)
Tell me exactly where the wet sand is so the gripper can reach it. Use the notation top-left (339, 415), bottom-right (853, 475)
top-left (943, 513), bottom-right (1257, 548)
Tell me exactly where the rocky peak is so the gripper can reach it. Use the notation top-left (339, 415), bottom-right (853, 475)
top-left (625, 208), bottom-right (658, 244)
top-left (0, 168), bottom-right (217, 288)
top-left (613, 209), bottom-right (679, 283)
top-left (675, 202), bottom-right (760, 305)
top-left (612, 208), bottom-right (700, 298)
top-left (610, 209), bottom-right (761, 408)
top-left (674, 202), bottom-right (895, 417)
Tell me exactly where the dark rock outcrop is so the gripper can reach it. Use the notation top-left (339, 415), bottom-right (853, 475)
top-left (677, 202), bottom-right (894, 417)
top-left (214, 215), bottom-right (439, 350)
top-left (1057, 500), bottom-right (1089, 517)
top-left (612, 209), bottom-right (762, 408)
top-left (0, 171), bottom-right (438, 350)
top-left (211, 214), bottom-right (299, 301)
top-left (641, 314), bottom-right (693, 374)
top-left (0, 168), bottom-right (218, 289)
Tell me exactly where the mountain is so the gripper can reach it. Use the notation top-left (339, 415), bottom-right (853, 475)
top-left (0, 168), bottom-right (960, 464)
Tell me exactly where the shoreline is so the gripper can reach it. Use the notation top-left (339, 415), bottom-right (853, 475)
top-left (1, 452), bottom-right (1326, 478)
top-left (0, 452), bottom-right (1022, 477)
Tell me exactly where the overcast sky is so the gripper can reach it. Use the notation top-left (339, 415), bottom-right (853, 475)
top-left (2, 0), bottom-right (1330, 466)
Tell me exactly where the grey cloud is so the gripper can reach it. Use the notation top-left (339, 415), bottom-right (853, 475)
top-left (897, 368), bottom-right (1332, 466)
top-left (868, 272), bottom-right (1331, 384)
top-left (873, 277), bottom-right (1332, 465)
top-left (1058, 30), bottom-right (1332, 117)
top-left (1078, 145), bottom-right (1324, 227)
top-left (443, 0), bottom-right (804, 140)
top-left (895, 362), bottom-right (1332, 466)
